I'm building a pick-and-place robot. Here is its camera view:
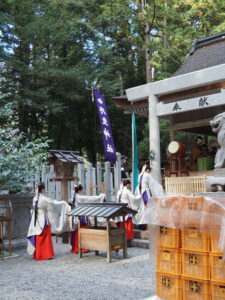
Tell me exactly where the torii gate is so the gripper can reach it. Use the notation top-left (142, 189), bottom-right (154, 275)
top-left (126, 64), bottom-right (225, 182)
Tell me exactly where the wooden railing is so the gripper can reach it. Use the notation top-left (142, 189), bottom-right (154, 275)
top-left (165, 176), bottom-right (207, 195)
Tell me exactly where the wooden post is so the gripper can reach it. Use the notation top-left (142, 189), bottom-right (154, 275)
top-left (56, 181), bottom-right (61, 201)
top-left (106, 220), bottom-right (111, 263)
top-left (94, 217), bottom-right (99, 256)
top-left (78, 217), bottom-right (82, 258)
top-left (61, 180), bottom-right (68, 201)
top-left (8, 200), bottom-right (12, 255)
top-left (123, 214), bottom-right (128, 259)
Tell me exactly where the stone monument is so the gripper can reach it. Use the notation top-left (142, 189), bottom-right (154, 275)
top-left (205, 112), bottom-right (225, 191)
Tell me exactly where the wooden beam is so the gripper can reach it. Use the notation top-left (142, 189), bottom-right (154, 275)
top-left (172, 118), bottom-right (212, 131)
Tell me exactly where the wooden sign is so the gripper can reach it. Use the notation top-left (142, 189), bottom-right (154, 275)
top-left (157, 89), bottom-right (225, 116)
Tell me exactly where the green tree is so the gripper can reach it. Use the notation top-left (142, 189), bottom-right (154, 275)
top-left (0, 104), bottom-right (51, 192)
top-left (1, 0), bottom-right (225, 166)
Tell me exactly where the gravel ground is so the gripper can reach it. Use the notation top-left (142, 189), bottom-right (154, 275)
top-left (0, 238), bottom-right (156, 300)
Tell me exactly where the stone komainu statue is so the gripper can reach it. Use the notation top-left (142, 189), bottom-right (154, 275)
top-left (210, 112), bottom-right (225, 169)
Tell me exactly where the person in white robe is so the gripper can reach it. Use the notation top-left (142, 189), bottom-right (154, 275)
top-left (69, 184), bottom-right (105, 254)
top-left (135, 164), bottom-right (165, 224)
top-left (116, 179), bottom-right (141, 239)
top-left (27, 182), bottom-right (71, 260)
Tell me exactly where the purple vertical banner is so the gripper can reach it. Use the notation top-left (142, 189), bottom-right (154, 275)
top-left (93, 89), bottom-right (117, 164)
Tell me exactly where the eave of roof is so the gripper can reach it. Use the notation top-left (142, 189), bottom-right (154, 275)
top-left (67, 202), bottom-right (137, 219)
top-left (49, 150), bottom-right (84, 163)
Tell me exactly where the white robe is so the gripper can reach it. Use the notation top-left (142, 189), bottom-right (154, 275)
top-left (135, 172), bottom-right (165, 224)
top-left (142, 173), bottom-right (165, 198)
top-left (116, 186), bottom-right (141, 222)
top-left (27, 194), bottom-right (71, 255)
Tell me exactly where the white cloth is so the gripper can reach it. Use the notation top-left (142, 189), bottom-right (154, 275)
top-left (134, 172), bottom-right (165, 224)
top-left (137, 172), bottom-right (164, 198)
top-left (27, 193), bottom-right (71, 255)
top-left (69, 193), bottom-right (105, 228)
top-left (116, 186), bottom-right (141, 222)
top-left (73, 193), bottom-right (105, 204)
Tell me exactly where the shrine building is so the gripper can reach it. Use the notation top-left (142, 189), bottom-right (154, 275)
top-left (112, 31), bottom-right (225, 182)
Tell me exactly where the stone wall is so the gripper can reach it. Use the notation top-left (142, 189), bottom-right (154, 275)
top-left (0, 194), bottom-right (33, 239)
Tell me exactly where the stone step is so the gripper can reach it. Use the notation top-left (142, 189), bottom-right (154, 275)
top-left (129, 238), bottom-right (149, 249)
top-left (134, 229), bottom-right (149, 240)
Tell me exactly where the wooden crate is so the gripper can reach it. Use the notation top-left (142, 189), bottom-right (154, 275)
top-left (156, 272), bottom-right (182, 300)
top-left (156, 247), bottom-right (181, 275)
top-left (181, 227), bottom-right (210, 252)
top-left (181, 250), bottom-right (210, 280)
top-left (165, 176), bottom-right (206, 195)
top-left (182, 276), bottom-right (210, 300)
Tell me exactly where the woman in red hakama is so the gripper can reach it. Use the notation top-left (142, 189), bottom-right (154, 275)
top-left (70, 184), bottom-right (105, 254)
top-left (27, 183), bottom-right (69, 261)
top-left (117, 179), bottom-right (141, 240)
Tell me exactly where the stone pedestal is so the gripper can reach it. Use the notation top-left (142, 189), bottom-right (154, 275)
top-left (214, 168), bottom-right (225, 177)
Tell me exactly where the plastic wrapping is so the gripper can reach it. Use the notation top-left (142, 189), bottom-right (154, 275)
top-left (143, 195), bottom-right (225, 255)
top-left (144, 194), bottom-right (225, 299)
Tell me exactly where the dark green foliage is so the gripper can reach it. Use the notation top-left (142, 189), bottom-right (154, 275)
top-left (1, 0), bottom-right (225, 165)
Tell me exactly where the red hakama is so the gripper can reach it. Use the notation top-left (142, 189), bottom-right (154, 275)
top-left (118, 217), bottom-right (134, 240)
top-left (71, 224), bottom-right (89, 254)
top-left (34, 224), bottom-right (54, 261)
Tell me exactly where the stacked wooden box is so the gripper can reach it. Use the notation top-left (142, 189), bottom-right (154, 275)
top-left (155, 196), bottom-right (225, 300)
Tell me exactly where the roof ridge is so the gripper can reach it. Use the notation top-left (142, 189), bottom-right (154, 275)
top-left (190, 32), bottom-right (225, 55)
